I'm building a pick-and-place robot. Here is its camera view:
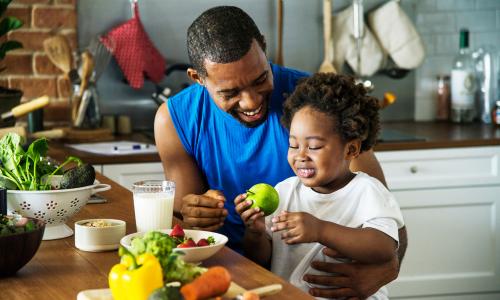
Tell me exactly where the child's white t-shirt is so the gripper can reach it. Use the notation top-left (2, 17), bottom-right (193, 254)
top-left (265, 172), bottom-right (405, 299)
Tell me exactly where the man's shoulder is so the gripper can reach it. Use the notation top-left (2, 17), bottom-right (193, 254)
top-left (169, 83), bottom-right (205, 104)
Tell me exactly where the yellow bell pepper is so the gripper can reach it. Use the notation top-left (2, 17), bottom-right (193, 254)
top-left (109, 247), bottom-right (164, 300)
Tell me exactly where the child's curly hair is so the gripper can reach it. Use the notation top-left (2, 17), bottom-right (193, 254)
top-left (281, 73), bottom-right (380, 153)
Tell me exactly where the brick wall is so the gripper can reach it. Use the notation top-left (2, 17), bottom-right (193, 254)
top-left (2, 0), bottom-right (77, 123)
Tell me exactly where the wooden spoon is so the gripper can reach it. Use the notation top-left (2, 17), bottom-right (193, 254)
top-left (43, 35), bottom-right (73, 76)
top-left (318, 0), bottom-right (337, 73)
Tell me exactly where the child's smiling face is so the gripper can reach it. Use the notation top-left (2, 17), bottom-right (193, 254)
top-left (287, 106), bottom-right (359, 194)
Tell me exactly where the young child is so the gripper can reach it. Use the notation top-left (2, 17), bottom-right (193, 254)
top-left (235, 73), bottom-right (404, 300)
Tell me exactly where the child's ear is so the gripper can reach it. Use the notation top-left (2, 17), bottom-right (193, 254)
top-left (345, 139), bottom-right (361, 159)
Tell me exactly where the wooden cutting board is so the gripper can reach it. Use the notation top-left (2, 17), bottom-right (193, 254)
top-left (77, 282), bottom-right (282, 300)
top-left (0, 126), bottom-right (113, 142)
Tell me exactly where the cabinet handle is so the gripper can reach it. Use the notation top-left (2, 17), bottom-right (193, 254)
top-left (410, 166), bottom-right (418, 174)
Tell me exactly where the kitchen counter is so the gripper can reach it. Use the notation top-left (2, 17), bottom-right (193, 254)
top-left (47, 122), bottom-right (500, 164)
top-left (0, 174), bottom-right (312, 300)
top-left (376, 121), bottom-right (500, 151)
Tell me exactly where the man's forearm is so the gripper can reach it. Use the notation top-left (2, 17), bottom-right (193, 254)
top-left (243, 232), bottom-right (272, 267)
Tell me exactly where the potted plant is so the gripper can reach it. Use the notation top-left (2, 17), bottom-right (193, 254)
top-left (0, 0), bottom-right (23, 127)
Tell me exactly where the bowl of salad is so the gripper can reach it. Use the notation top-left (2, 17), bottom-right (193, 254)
top-left (0, 215), bottom-right (45, 277)
top-left (120, 225), bottom-right (228, 263)
top-left (0, 133), bottom-right (110, 240)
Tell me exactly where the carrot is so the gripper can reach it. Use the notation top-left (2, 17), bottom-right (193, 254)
top-left (242, 291), bottom-right (260, 300)
top-left (180, 266), bottom-right (231, 300)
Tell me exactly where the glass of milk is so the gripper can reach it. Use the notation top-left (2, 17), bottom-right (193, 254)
top-left (132, 180), bottom-right (175, 232)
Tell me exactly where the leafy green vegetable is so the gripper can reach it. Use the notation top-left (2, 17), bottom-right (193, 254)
top-left (130, 231), bottom-right (204, 284)
top-left (0, 133), bottom-right (83, 190)
top-left (0, 214), bottom-right (36, 236)
top-left (148, 286), bottom-right (184, 300)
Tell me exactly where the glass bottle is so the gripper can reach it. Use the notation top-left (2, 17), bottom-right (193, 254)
top-left (436, 75), bottom-right (450, 121)
top-left (450, 29), bottom-right (476, 123)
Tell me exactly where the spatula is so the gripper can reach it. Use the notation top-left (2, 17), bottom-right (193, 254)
top-left (318, 0), bottom-right (337, 73)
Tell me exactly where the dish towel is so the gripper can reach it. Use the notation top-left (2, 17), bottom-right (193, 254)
top-left (368, 0), bottom-right (425, 69)
top-left (289, 243), bottom-right (389, 300)
top-left (332, 4), bottom-right (385, 77)
top-left (101, 1), bottom-right (165, 89)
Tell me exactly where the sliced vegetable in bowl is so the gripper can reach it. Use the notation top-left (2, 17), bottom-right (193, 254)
top-left (120, 227), bottom-right (227, 268)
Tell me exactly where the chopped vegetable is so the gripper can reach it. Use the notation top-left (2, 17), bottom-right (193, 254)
top-left (109, 247), bottom-right (163, 300)
top-left (148, 286), bottom-right (184, 300)
top-left (130, 231), bottom-right (204, 284)
top-left (0, 214), bottom-right (36, 237)
top-left (180, 266), bottom-right (231, 300)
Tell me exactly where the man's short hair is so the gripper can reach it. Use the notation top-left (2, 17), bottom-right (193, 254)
top-left (187, 6), bottom-right (267, 77)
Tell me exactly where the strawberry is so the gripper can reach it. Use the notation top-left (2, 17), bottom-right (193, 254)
top-left (178, 238), bottom-right (196, 248)
top-left (170, 224), bottom-right (185, 239)
top-left (196, 238), bottom-right (209, 247)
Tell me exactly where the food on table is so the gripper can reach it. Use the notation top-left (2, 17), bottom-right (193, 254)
top-left (148, 285), bottom-right (183, 300)
top-left (0, 132), bottom-right (93, 190)
top-left (180, 266), bottom-right (231, 300)
top-left (130, 230), bottom-right (205, 284)
top-left (0, 214), bottom-right (36, 237)
top-left (168, 224), bottom-right (216, 248)
top-left (246, 183), bottom-right (279, 216)
top-left (59, 163), bottom-right (95, 189)
top-left (81, 219), bottom-right (115, 228)
top-left (109, 247), bottom-right (163, 300)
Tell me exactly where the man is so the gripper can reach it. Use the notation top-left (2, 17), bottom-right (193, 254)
top-left (154, 6), bottom-right (407, 299)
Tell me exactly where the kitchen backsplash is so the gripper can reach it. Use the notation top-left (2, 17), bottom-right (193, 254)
top-left (413, 0), bottom-right (500, 120)
top-left (18, 0), bottom-right (492, 129)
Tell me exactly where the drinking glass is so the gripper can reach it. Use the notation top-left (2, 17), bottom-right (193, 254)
top-left (132, 180), bottom-right (175, 232)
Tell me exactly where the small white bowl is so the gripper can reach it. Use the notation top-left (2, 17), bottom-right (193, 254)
top-left (75, 219), bottom-right (126, 252)
top-left (120, 229), bottom-right (227, 263)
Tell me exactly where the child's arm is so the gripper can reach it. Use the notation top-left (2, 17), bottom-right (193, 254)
top-left (272, 211), bottom-right (396, 264)
top-left (235, 193), bottom-right (272, 266)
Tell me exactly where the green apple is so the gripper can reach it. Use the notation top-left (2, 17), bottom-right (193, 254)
top-left (246, 183), bottom-right (279, 216)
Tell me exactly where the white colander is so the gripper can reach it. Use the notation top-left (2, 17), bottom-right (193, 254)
top-left (7, 182), bottom-right (110, 240)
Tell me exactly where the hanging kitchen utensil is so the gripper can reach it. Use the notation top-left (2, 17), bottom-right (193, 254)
top-left (89, 36), bottom-right (114, 82)
top-left (351, 0), bottom-right (374, 92)
top-left (101, 0), bottom-right (165, 89)
top-left (318, 0), bottom-right (336, 73)
top-left (43, 35), bottom-right (79, 83)
top-left (276, 0), bottom-right (284, 66)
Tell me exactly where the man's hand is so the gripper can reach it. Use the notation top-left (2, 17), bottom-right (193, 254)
top-left (303, 248), bottom-right (399, 299)
top-left (180, 189), bottom-right (227, 231)
top-left (271, 211), bottom-right (322, 244)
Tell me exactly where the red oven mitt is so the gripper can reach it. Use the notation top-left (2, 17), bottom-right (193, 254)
top-left (101, 2), bottom-right (165, 89)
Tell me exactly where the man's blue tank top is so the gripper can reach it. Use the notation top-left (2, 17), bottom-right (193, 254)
top-left (167, 63), bottom-right (309, 253)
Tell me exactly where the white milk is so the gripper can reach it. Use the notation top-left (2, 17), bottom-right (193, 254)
top-left (133, 192), bottom-right (174, 232)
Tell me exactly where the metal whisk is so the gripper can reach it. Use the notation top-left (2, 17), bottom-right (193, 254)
top-left (88, 36), bottom-right (114, 83)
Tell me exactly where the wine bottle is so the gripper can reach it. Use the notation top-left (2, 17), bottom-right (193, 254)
top-left (450, 28), bottom-right (476, 123)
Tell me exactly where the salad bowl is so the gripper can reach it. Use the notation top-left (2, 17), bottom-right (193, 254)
top-left (120, 229), bottom-right (228, 263)
top-left (7, 182), bottom-right (110, 240)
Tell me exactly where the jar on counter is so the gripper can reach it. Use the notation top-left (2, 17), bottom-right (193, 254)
top-left (436, 75), bottom-right (450, 121)
top-left (493, 100), bottom-right (500, 125)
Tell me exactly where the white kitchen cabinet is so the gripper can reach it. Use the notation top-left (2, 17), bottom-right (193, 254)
top-left (101, 162), bottom-right (164, 191)
top-left (375, 146), bottom-right (500, 300)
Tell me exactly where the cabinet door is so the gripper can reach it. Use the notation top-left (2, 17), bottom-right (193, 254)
top-left (101, 163), bottom-right (164, 191)
top-left (387, 186), bottom-right (500, 298)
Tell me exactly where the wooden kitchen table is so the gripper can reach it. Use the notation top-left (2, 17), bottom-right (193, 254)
top-left (0, 174), bottom-right (313, 300)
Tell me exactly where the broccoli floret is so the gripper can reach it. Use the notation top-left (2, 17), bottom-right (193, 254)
top-left (60, 163), bottom-right (95, 189)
